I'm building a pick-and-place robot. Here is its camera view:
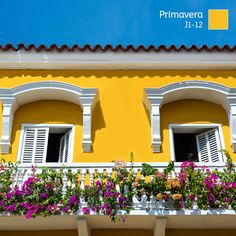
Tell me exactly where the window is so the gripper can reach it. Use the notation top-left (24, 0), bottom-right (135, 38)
top-left (169, 124), bottom-right (225, 163)
top-left (18, 124), bottom-right (74, 164)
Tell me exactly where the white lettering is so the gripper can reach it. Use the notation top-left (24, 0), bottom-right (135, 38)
top-left (159, 10), bottom-right (204, 19)
top-left (160, 11), bottom-right (165, 18)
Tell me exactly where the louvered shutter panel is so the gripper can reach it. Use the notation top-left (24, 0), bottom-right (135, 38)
top-left (21, 127), bottom-right (49, 164)
top-left (58, 129), bottom-right (71, 163)
top-left (196, 128), bottom-right (223, 163)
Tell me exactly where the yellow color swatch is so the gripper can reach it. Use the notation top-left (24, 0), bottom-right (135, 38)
top-left (208, 9), bottom-right (228, 30)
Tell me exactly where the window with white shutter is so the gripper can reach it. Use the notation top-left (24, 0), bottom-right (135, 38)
top-left (58, 129), bottom-right (72, 163)
top-left (169, 124), bottom-right (225, 163)
top-left (196, 128), bottom-right (223, 163)
top-left (19, 125), bottom-right (74, 164)
top-left (21, 127), bottom-right (49, 164)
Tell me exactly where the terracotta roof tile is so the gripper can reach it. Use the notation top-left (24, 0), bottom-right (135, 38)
top-left (0, 44), bottom-right (236, 52)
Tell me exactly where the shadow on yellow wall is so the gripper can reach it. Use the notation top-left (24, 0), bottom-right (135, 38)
top-left (160, 99), bottom-right (231, 161)
top-left (9, 100), bottom-right (83, 162)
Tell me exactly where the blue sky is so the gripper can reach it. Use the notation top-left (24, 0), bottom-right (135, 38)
top-left (0, 0), bottom-right (235, 47)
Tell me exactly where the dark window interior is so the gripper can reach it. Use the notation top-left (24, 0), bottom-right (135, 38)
top-left (46, 133), bottom-right (65, 162)
top-left (174, 133), bottom-right (199, 162)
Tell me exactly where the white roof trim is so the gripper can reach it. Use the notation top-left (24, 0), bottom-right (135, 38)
top-left (1, 50), bottom-right (236, 70)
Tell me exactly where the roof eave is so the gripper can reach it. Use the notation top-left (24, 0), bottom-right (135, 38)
top-left (0, 49), bottom-right (236, 70)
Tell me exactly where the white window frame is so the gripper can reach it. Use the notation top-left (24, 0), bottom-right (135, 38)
top-left (17, 123), bottom-right (75, 164)
top-left (169, 123), bottom-right (226, 163)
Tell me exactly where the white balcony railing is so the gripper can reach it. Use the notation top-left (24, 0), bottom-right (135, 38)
top-left (12, 161), bottom-right (227, 212)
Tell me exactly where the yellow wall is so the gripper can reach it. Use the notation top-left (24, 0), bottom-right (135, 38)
top-left (0, 70), bottom-right (235, 163)
top-left (160, 100), bottom-right (230, 162)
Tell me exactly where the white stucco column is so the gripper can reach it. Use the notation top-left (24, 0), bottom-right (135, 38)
top-left (77, 217), bottom-right (91, 236)
top-left (0, 97), bottom-right (17, 154)
top-left (153, 217), bottom-right (167, 236)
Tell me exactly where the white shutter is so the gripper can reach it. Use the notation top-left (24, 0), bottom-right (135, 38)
top-left (21, 127), bottom-right (49, 164)
top-left (58, 129), bottom-right (71, 163)
top-left (196, 128), bottom-right (223, 163)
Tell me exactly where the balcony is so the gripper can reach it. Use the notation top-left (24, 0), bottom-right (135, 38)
top-left (1, 158), bottom-right (236, 236)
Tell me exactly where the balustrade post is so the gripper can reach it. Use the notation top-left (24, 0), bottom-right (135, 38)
top-left (62, 171), bottom-right (67, 195)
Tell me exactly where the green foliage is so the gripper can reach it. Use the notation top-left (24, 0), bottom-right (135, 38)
top-left (141, 163), bottom-right (155, 176)
top-left (1, 151), bottom-right (236, 222)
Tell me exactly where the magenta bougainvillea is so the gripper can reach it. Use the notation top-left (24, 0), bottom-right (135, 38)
top-left (0, 150), bottom-right (236, 222)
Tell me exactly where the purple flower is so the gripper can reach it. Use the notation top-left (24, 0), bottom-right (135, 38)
top-left (69, 195), bottom-right (78, 205)
top-left (6, 192), bottom-right (12, 200)
top-left (92, 205), bottom-right (100, 213)
top-left (224, 197), bottom-right (232, 203)
top-left (25, 210), bottom-right (34, 219)
top-left (181, 161), bottom-right (196, 170)
top-left (104, 191), bottom-right (112, 198)
top-left (25, 189), bottom-right (31, 196)
top-left (45, 184), bottom-right (52, 189)
top-left (20, 202), bottom-right (32, 210)
top-left (15, 189), bottom-right (22, 196)
top-left (101, 203), bottom-right (112, 215)
top-left (204, 174), bottom-right (218, 190)
top-left (118, 196), bottom-right (128, 204)
top-left (106, 208), bottom-right (112, 216)
top-left (162, 194), bottom-right (169, 201)
top-left (102, 203), bottom-right (109, 210)
top-left (82, 207), bottom-right (90, 215)
top-left (62, 206), bottom-right (70, 212)
top-left (178, 172), bottom-right (186, 184)
top-left (187, 194), bottom-right (195, 201)
top-left (47, 204), bottom-right (57, 212)
top-left (177, 202), bottom-right (183, 209)
top-left (96, 181), bottom-right (102, 190)
top-left (106, 181), bottom-right (115, 190)
top-left (39, 193), bottom-right (48, 199)
top-left (231, 182), bottom-right (236, 188)
top-left (208, 193), bottom-right (216, 206)
top-left (6, 204), bottom-right (16, 212)
top-left (22, 177), bottom-right (40, 190)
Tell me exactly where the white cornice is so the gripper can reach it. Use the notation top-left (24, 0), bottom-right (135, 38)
top-left (0, 50), bottom-right (236, 70)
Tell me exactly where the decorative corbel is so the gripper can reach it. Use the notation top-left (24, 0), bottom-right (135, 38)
top-left (80, 90), bottom-right (98, 152)
top-left (143, 89), bottom-right (163, 152)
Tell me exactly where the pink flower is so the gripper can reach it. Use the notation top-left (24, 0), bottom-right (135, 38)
top-left (62, 206), bottom-right (70, 212)
top-left (181, 161), bottom-right (196, 170)
top-left (82, 207), bottom-right (90, 215)
top-left (6, 204), bottom-right (16, 212)
top-left (39, 193), bottom-right (48, 199)
top-left (25, 210), bottom-right (34, 219)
